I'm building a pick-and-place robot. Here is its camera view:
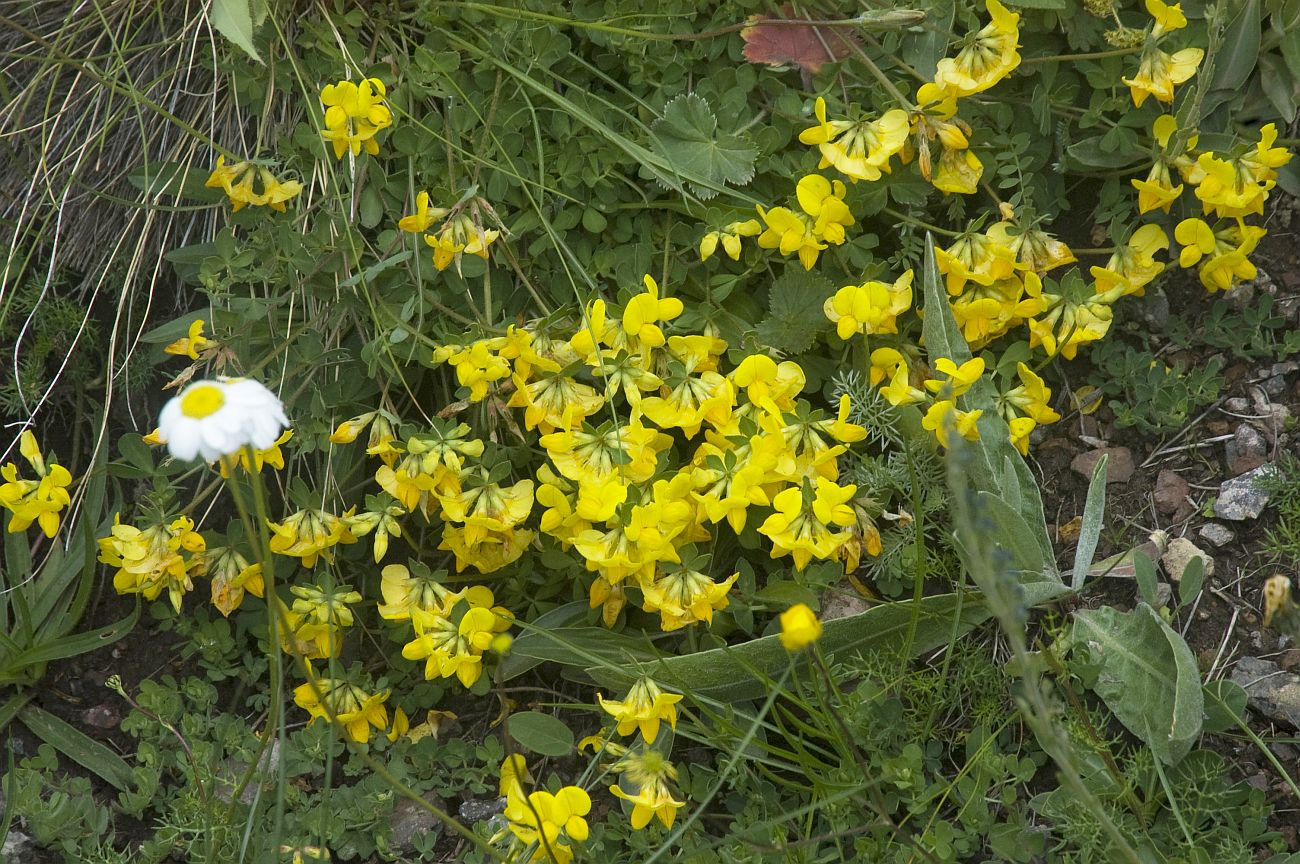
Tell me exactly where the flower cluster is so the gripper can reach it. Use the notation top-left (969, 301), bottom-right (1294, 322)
top-left (381, 563), bottom-right (514, 689)
top-left (205, 157), bottom-right (302, 212)
top-left (399, 191), bottom-right (502, 272)
top-left (292, 675), bottom-right (395, 745)
top-left (755, 174), bottom-right (855, 269)
top-left (1122, 0), bottom-right (1202, 108)
top-left (1, 431), bottom-right (73, 538)
top-left (319, 77), bottom-right (391, 159)
top-left (101, 514), bottom-right (206, 613)
top-left (498, 758), bottom-right (591, 864)
top-left (328, 274), bottom-right (879, 636)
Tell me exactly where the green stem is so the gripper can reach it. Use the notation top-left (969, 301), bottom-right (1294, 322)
top-left (1021, 47), bottom-right (1142, 65)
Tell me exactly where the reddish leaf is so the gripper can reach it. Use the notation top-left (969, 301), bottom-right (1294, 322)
top-left (741, 6), bottom-right (862, 75)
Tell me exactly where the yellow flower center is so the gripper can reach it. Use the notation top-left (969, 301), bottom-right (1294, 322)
top-left (180, 384), bottom-right (225, 419)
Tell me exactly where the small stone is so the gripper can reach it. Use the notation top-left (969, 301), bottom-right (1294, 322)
top-left (1224, 397), bottom-right (1251, 413)
top-left (1161, 537), bottom-right (1213, 582)
top-left (81, 704), bottom-right (120, 729)
top-left (1, 831), bottom-right (33, 861)
top-left (459, 797), bottom-right (508, 824)
top-left (1071, 447), bottom-right (1135, 484)
top-left (1279, 648), bottom-right (1300, 671)
top-left (1140, 287), bottom-right (1170, 331)
top-left (1226, 423), bottom-right (1268, 476)
top-left (217, 740), bottom-right (281, 804)
top-left (1154, 470), bottom-right (1189, 515)
top-left (1271, 360), bottom-right (1300, 377)
top-left (1153, 582), bottom-right (1173, 609)
top-left (1231, 656), bottom-right (1300, 729)
top-left (1214, 464), bottom-right (1279, 521)
top-left (1198, 523), bottom-right (1236, 547)
top-left (1264, 375), bottom-right (1289, 399)
top-left (390, 794), bottom-right (446, 854)
top-left (820, 584), bottom-right (872, 621)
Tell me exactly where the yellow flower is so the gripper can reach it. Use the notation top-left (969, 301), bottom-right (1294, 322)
top-left (398, 191), bottom-right (449, 233)
top-left (401, 589), bottom-right (513, 687)
top-left (759, 478), bottom-right (856, 571)
top-left (823, 270), bottom-right (914, 340)
top-left (798, 97), bottom-right (909, 182)
top-left (503, 786), bottom-right (591, 864)
top-left (1123, 46), bottom-right (1203, 107)
top-left (640, 366), bottom-right (734, 438)
top-left (1028, 295), bottom-right (1112, 360)
top-left (320, 78), bottom-right (391, 159)
top-left (924, 357), bottom-right (985, 398)
top-left (641, 566), bottom-right (739, 631)
top-left (1146, 0), bottom-right (1188, 38)
top-left (218, 428), bottom-right (293, 478)
top-left (164, 319), bottom-right (215, 360)
top-left (345, 500), bottom-right (404, 563)
top-left (438, 340), bottom-right (510, 402)
top-left (1008, 416), bottom-right (1036, 456)
top-left (622, 275), bottom-right (684, 350)
top-left (1091, 223), bottom-right (1169, 301)
top-left (1174, 217), bottom-right (1267, 292)
top-left (597, 677), bottom-right (683, 744)
top-left (796, 174), bottom-right (855, 245)
top-left (204, 546), bottom-right (263, 616)
top-left (377, 562), bottom-right (460, 620)
top-left (268, 508), bottom-right (356, 568)
top-left (933, 0), bottom-right (1022, 98)
top-left (1194, 124), bottom-right (1292, 219)
top-left (987, 220), bottom-right (1076, 274)
top-left (755, 205), bottom-right (823, 270)
top-left (922, 400), bottom-right (983, 449)
top-left (506, 370), bottom-right (605, 433)
top-left (778, 603), bottom-right (822, 651)
top-left (101, 514), bottom-right (205, 612)
top-left (935, 230), bottom-right (1018, 296)
top-left (610, 754), bottom-right (685, 830)
top-left (932, 146), bottom-right (983, 195)
top-left (730, 355), bottom-right (805, 418)
top-left (1, 431), bottom-right (73, 538)
top-left (292, 675), bottom-right (390, 744)
top-left (699, 219), bottom-right (762, 261)
top-left (999, 362), bottom-right (1061, 425)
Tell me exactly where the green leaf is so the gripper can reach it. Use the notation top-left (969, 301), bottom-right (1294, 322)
top-left (1209, 0), bottom-right (1261, 95)
top-left (1071, 454), bottom-right (1108, 591)
top-left (591, 584), bottom-right (1066, 702)
top-left (1073, 603), bottom-right (1204, 764)
top-left (6, 611), bottom-right (138, 674)
top-left (1202, 679), bottom-right (1247, 734)
top-left (1133, 550), bottom-right (1160, 608)
top-left (1066, 136), bottom-right (1143, 170)
top-left (209, 0), bottom-right (263, 63)
top-left (1179, 555), bottom-right (1205, 610)
top-left (507, 711), bottom-right (575, 757)
top-left (756, 269), bottom-right (835, 354)
top-left (18, 704), bottom-right (134, 791)
top-left (499, 602), bottom-right (661, 681)
top-left (649, 94), bottom-right (757, 199)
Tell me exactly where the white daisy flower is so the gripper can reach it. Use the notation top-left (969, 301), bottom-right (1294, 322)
top-left (157, 378), bottom-right (289, 462)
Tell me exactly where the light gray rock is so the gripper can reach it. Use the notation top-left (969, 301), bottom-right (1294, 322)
top-left (459, 796), bottom-right (507, 824)
top-left (1231, 656), bottom-right (1300, 729)
top-left (1226, 424), bottom-right (1268, 476)
top-left (1214, 464), bottom-right (1279, 521)
top-left (389, 795), bottom-right (446, 854)
top-left (2, 830), bottom-right (34, 862)
top-left (1198, 523), bottom-right (1236, 547)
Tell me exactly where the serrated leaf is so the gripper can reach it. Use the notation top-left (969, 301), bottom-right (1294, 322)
top-left (1073, 603), bottom-right (1204, 765)
top-left (649, 94), bottom-right (757, 199)
top-left (507, 711), bottom-right (574, 757)
top-left (209, 0), bottom-right (263, 63)
top-left (756, 269), bottom-right (834, 354)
